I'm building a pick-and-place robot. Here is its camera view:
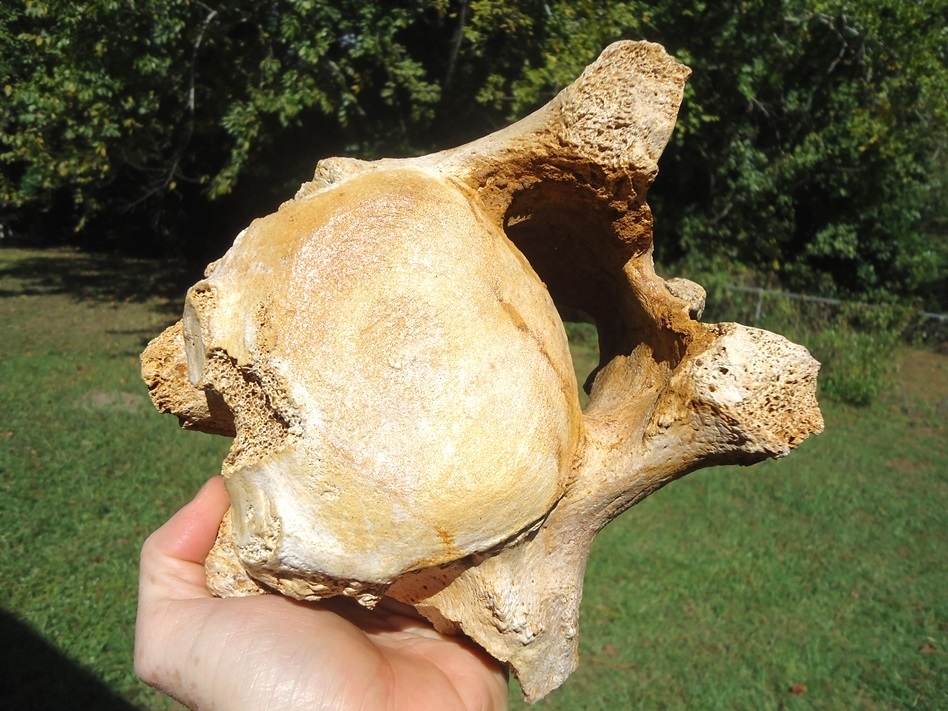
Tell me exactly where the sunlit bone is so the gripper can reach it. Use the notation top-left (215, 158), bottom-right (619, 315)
top-left (142, 41), bottom-right (823, 702)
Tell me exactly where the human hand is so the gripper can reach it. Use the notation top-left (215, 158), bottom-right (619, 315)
top-left (135, 477), bottom-right (509, 711)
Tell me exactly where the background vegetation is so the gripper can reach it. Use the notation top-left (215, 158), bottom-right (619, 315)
top-left (2, 0), bottom-right (946, 309)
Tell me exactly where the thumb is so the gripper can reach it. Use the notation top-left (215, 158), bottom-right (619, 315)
top-left (139, 476), bottom-right (231, 602)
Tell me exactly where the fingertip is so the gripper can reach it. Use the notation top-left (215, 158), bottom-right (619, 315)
top-left (144, 476), bottom-right (231, 566)
top-left (196, 475), bottom-right (229, 509)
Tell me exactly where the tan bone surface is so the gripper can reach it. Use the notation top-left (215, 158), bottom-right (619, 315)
top-left (141, 41), bottom-right (823, 701)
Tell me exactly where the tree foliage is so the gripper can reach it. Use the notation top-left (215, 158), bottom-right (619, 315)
top-left (1, 1), bottom-right (945, 306)
top-left (1, 0), bottom-right (454, 249)
top-left (639, 1), bottom-right (948, 307)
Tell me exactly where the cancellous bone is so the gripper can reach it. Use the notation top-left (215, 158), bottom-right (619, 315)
top-left (142, 41), bottom-right (823, 701)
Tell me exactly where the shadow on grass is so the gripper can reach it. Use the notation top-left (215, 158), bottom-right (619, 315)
top-left (0, 246), bottom-right (206, 314)
top-left (0, 609), bottom-right (137, 710)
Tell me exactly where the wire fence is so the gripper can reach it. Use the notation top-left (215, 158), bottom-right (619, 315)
top-left (723, 285), bottom-right (948, 325)
top-left (692, 283), bottom-right (948, 352)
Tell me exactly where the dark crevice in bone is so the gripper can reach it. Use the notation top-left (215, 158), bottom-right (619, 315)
top-left (501, 176), bottom-right (692, 419)
top-left (502, 181), bottom-right (629, 339)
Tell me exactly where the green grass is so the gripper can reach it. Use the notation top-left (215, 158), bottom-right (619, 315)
top-left (0, 247), bottom-right (230, 709)
top-left (1, 246), bottom-right (945, 710)
top-left (511, 396), bottom-right (947, 710)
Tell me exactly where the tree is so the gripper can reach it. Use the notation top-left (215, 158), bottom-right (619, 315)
top-left (1, 1), bottom-right (945, 307)
top-left (637, 0), bottom-right (948, 307)
top-left (1, 1), bottom-right (454, 253)
top-left (459, 0), bottom-right (948, 307)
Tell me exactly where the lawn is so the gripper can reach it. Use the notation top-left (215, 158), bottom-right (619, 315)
top-left (1, 246), bottom-right (945, 710)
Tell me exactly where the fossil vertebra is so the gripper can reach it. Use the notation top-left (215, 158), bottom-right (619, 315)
top-left (142, 41), bottom-right (823, 701)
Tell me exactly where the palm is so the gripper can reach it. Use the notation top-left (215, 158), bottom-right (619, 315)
top-left (135, 478), bottom-right (508, 711)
